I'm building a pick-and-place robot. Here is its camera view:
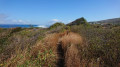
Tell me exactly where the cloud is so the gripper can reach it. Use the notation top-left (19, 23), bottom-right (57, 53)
top-left (11, 19), bottom-right (29, 24)
top-left (65, 20), bottom-right (73, 24)
top-left (0, 14), bottom-right (8, 24)
top-left (47, 19), bottom-right (72, 26)
top-left (48, 19), bottom-right (62, 25)
top-left (0, 13), bottom-right (30, 24)
top-left (0, 14), bottom-right (8, 19)
top-left (37, 25), bottom-right (47, 28)
top-left (51, 19), bottom-right (61, 22)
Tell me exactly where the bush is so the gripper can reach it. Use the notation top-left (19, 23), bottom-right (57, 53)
top-left (49, 22), bottom-right (65, 29)
top-left (0, 28), bottom-right (46, 64)
top-left (71, 25), bottom-right (120, 67)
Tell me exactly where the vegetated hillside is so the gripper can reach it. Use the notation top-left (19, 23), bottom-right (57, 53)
top-left (67, 17), bottom-right (89, 26)
top-left (0, 17), bottom-right (120, 67)
top-left (89, 18), bottom-right (120, 25)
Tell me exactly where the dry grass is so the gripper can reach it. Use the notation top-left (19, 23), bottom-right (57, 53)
top-left (44, 33), bottom-right (60, 46)
top-left (43, 33), bottom-right (60, 52)
top-left (30, 41), bottom-right (44, 58)
top-left (1, 30), bottom-right (83, 67)
top-left (65, 44), bottom-right (81, 67)
top-left (59, 32), bottom-right (82, 49)
top-left (58, 32), bottom-right (82, 67)
top-left (44, 31), bottom-right (83, 67)
top-left (4, 40), bottom-right (57, 67)
top-left (44, 31), bottom-right (82, 48)
top-left (1, 25), bottom-right (120, 67)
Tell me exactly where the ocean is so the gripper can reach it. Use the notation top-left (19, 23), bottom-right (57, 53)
top-left (0, 24), bottom-right (39, 28)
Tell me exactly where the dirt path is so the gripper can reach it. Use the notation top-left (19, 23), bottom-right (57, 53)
top-left (44, 32), bottom-right (82, 67)
top-left (56, 32), bottom-right (82, 67)
top-left (57, 41), bottom-right (65, 67)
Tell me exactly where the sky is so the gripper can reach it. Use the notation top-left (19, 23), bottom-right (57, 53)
top-left (0, 0), bottom-right (120, 25)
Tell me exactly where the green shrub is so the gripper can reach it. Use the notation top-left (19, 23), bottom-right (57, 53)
top-left (17, 49), bottom-right (56, 67)
top-left (49, 22), bottom-right (65, 29)
top-left (71, 25), bottom-right (120, 67)
top-left (0, 28), bottom-right (46, 64)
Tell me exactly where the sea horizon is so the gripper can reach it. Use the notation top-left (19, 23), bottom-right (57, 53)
top-left (0, 24), bottom-right (47, 28)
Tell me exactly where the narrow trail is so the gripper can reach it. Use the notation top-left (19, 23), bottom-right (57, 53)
top-left (57, 41), bottom-right (65, 67)
top-left (44, 31), bottom-right (82, 67)
top-left (56, 41), bottom-right (81, 67)
top-left (56, 32), bottom-right (82, 67)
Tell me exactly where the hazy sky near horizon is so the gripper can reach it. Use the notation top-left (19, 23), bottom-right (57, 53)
top-left (0, 0), bottom-right (120, 25)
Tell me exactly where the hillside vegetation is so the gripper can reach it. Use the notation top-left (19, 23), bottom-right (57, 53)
top-left (0, 17), bottom-right (120, 67)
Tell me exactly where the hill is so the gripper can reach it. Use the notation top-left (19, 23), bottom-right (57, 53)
top-left (67, 17), bottom-right (88, 26)
top-left (89, 18), bottom-right (120, 25)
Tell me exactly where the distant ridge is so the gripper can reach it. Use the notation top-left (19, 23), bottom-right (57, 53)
top-left (67, 17), bottom-right (120, 26)
top-left (89, 18), bottom-right (120, 25)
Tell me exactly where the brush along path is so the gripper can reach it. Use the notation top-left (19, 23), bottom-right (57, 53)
top-left (44, 31), bottom-right (83, 67)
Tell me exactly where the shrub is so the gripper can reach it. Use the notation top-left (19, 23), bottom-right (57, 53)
top-left (71, 25), bottom-right (120, 67)
top-left (49, 22), bottom-right (65, 29)
top-left (4, 42), bottom-right (56, 67)
top-left (0, 28), bottom-right (46, 64)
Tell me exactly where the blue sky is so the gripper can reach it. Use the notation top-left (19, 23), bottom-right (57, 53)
top-left (0, 0), bottom-right (120, 25)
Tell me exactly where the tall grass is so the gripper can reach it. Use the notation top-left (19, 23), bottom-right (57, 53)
top-left (0, 24), bottom-right (120, 67)
top-left (0, 28), bottom-right (47, 66)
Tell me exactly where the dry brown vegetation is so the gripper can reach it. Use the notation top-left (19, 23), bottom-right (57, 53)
top-left (0, 22), bottom-right (120, 67)
top-left (2, 29), bottom-right (82, 67)
top-left (44, 31), bottom-right (83, 67)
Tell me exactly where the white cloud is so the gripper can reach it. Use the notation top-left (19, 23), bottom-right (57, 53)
top-left (0, 14), bottom-right (8, 24)
top-left (48, 19), bottom-right (62, 25)
top-left (47, 19), bottom-right (73, 26)
top-left (0, 13), bottom-right (30, 24)
top-left (37, 25), bottom-right (47, 28)
top-left (12, 19), bottom-right (29, 24)
top-left (51, 19), bottom-right (61, 22)
top-left (0, 14), bottom-right (8, 19)
top-left (64, 20), bottom-right (73, 24)
top-left (18, 20), bottom-right (23, 22)
top-left (9, 19), bottom-right (29, 24)
top-left (12, 20), bottom-right (17, 22)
